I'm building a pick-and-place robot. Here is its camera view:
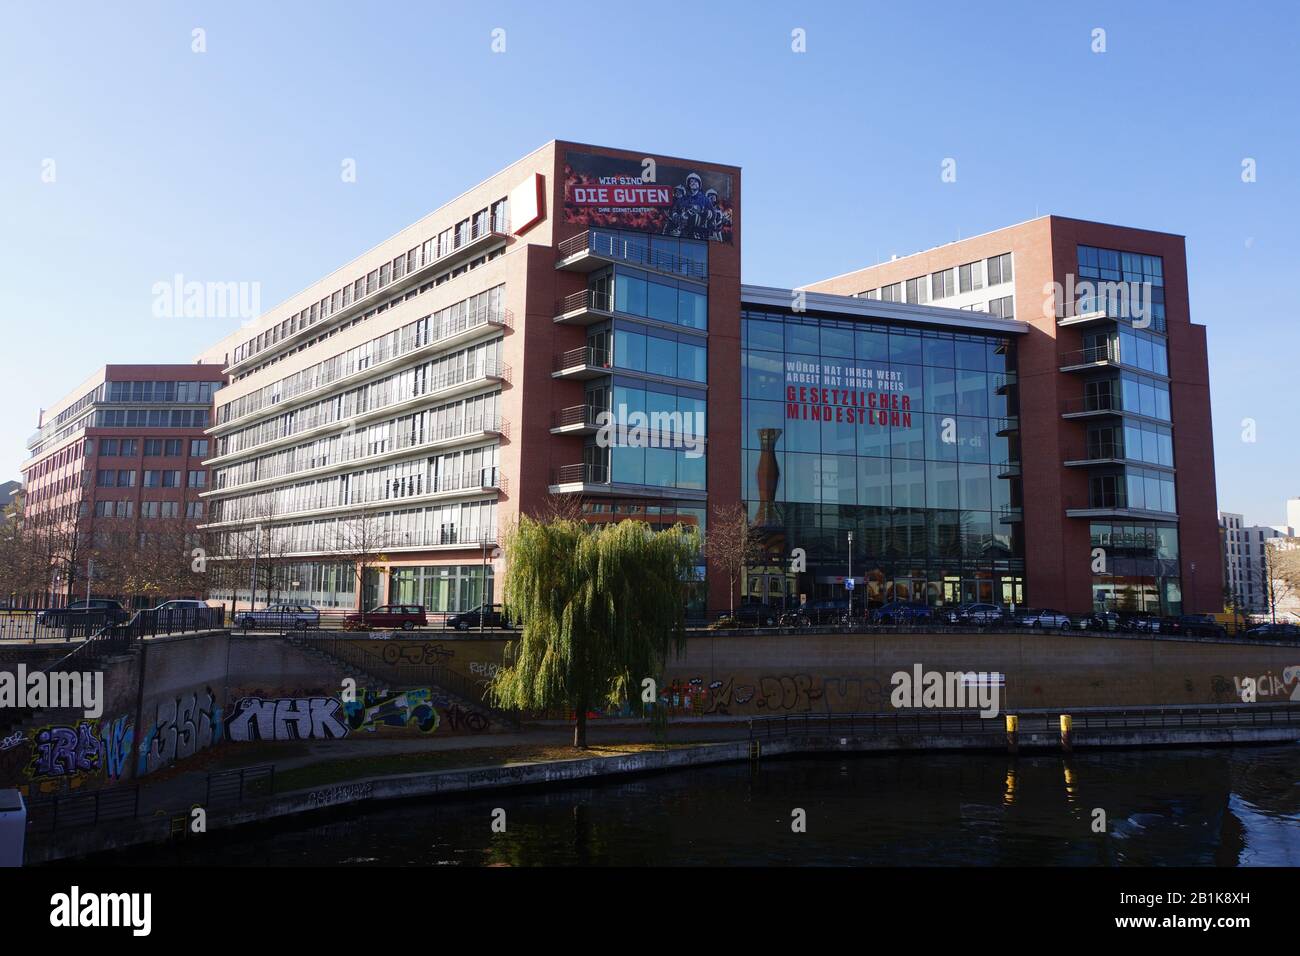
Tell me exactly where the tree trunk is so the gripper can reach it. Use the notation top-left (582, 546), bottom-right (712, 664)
top-left (573, 705), bottom-right (587, 749)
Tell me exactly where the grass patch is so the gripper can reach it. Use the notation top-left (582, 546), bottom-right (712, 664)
top-left (274, 741), bottom-right (710, 793)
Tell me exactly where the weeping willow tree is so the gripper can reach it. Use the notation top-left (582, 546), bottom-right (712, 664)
top-left (489, 516), bottom-right (701, 748)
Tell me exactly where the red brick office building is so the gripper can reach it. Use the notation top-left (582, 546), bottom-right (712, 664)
top-left (189, 142), bottom-right (1219, 617)
top-left (20, 364), bottom-right (226, 606)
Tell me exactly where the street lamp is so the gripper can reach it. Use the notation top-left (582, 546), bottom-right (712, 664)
top-left (847, 531), bottom-right (854, 620)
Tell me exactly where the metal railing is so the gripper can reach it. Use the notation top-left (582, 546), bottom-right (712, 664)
top-left (205, 764), bottom-right (275, 807)
top-left (25, 785), bottom-right (140, 834)
top-left (1060, 343), bottom-right (1120, 367)
top-left (552, 462), bottom-right (609, 485)
top-left (556, 289), bottom-right (614, 316)
top-left (554, 346), bottom-right (612, 372)
top-left (557, 230), bottom-right (708, 280)
top-left (747, 703), bottom-right (1300, 741)
top-left (552, 405), bottom-right (604, 429)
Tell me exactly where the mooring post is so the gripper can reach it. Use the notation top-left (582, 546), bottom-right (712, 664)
top-left (1005, 713), bottom-right (1019, 754)
top-left (1059, 714), bottom-right (1073, 753)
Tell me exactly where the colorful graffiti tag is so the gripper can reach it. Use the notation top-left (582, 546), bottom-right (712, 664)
top-left (344, 688), bottom-right (439, 734)
top-left (137, 687), bottom-right (223, 777)
top-left (225, 696), bottom-right (350, 742)
top-left (23, 716), bottom-right (134, 784)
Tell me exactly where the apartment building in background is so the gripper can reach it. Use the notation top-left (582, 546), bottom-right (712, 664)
top-left (1220, 507), bottom-right (1299, 618)
top-left (20, 364), bottom-right (226, 605)
top-left (803, 217), bottom-right (1222, 615)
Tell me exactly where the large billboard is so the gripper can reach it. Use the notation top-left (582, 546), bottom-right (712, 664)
top-left (563, 150), bottom-right (734, 243)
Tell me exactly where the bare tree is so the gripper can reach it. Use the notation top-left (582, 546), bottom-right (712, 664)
top-left (333, 513), bottom-right (392, 626)
top-left (707, 502), bottom-right (763, 618)
top-left (534, 492), bottom-right (586, 523)
top-left (1263, 537), bottom-right (1300, 624)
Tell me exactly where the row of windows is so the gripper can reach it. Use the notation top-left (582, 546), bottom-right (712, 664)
top-left (591, 445), bottom-right (707, 490)
top-left (92, 500), bottom-right (205, 518)
top-left (96, 469), bottom-right (207, 488)
top-left (1088, 468), bottom-right (1178, 514)
top-left (606, 326), bottom-right (707, 383)
top-left (93, 409), bottom-right (210, 429)
top-left (92, 438), bottom-right (210, 458)
top-left (104, 381), bottom-right (220, 404)
top-left (211, 443), bottom-right (499, 525)
top-left (595, 267), bottom-right (708, 330)
top-left (212, 392), bottom-right (501, 491)
top-left (231, 198), bottom-right (508, 367)
top-left (216, 338), bottom-right (503, 459)
top-left (586, 228), bottom-right (709, 279)
top-left (211, 500), bottom-right (498, 558)
top-left (744, 453), bottom-right (1016, 512)
top-left (743, 503), bottom-right (1020, 565)
top-left (218, 285), bottom-right (505, 425)
top-left (1089, 521), bottom-right (1179, 561)
top-left (1081, 327), bottom-right (1169, 376)
top-left (1078, 245), bottom-right (1164, 286)
top-left (1082, 373), bottom-right (1172, 421)
top-left (859, 252), bottom-right (1014, 303)
top-left (1086, 421), bottom-right (1174, 468)
top-left (742, 313), bottom-right (1013, 373)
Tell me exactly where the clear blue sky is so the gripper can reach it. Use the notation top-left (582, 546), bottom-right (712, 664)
top-left (2, 0), bottom-right (1296, 526)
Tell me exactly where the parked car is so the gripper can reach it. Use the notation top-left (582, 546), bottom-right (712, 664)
top-left (446, 603), bottom-right (514, 631)
top-left (781, 600), bottom-right (849, 627)
top-left (237, 604), bottom-right (321, 631)
top-left (1120, 613), bottom-right (1163, 633)
top-left (1014, 608), bottom-right (1072, 629)
top-left (873, 601), bottom-right (933, 625)
top-left (1073, 610), bottom-right (1121, 631)
top-left (946, 603), bottom-right (1007, 626)
top-left (1170, 614), bottom-right (1228, 638)
top-left (37, 599), bottom-right (131, 627)
top-left (714, 602), bottom-right (780, 628)
top-left (1242, 623), bottom-right (1300, 641)
top-left (147, 599), bottom-right (215, 627)
top-left (343, 604), bottom-right (428, 631)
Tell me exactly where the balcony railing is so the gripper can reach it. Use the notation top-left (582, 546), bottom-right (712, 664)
top-left (1060, 395), bottom-right (1121, 416)
top-left (553, 346), bottom-right (613, 373)
top-left (212, 413), bottom-right (506, 493)
top-left (1059, 344), bottom-right (1120, 368)
top-left (555, 289), bottom-right (614, 317)
top-left (556, 230), bottom-right (707, 280)
top-left (994, 416), bottom-right (1020, 435)
top-left (217, 306), bottom-right (511, 429)
top-left (208, 435), bottom-right (506, 523)
top-left (553, 463), bottom-right (610, 485)
top-left (552, 405), bottom-right (605, 430)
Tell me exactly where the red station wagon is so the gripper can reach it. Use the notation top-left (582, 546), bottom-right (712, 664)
top-left (343, 604), bottom-right (428, 631)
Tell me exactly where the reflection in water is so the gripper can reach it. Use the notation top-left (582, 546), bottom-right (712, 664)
top-left (113, 744), bottom-right (1300, 867)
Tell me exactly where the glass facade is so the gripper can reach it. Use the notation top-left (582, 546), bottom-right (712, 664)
top-left (1072, 244), bottom-right (1181, 613)
top-left (740, 307), bottom-right (1025, 609)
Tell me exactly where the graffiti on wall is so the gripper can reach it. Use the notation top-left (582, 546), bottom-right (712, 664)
top-left (137, 687), bottom-right (223, 777)
top-left (344, 688), bottom-right (439, 734)
top-left (375, 643), bottom-right (455, 666)
top-left (20, 715), bottom-right (135, 785)
top-left (226, 696), bottom-right (350, 742)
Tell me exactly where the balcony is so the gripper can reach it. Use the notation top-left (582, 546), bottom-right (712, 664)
top-left (550, 405), bottom-right (605, 435)
top-left (1060, 395), bottom-right (1123, 421)
top-left (1063, 441), bottom-right (1125, 468)
top-left (547, 462), bottom-right (707, 500)
top-left (1058, 344), bottom-right (1120, 373)
top-left (995, 458), bottom-right (1021, 479)
top-left (1056, 309), bottom-right (1117, 330)
top-left (552, 346), bottom-right (613, 380)
top-left (997, 506), bottom-right (1024, 524)
top-left (992, 372), bottom-right (1017, 394)
top-left (994, 416), bottom-right (1020, 436)
top-left (555, 230), bottom-right (707, 281)
top-left (554, 289), bottom-right (614, 326)
top-left (225, 218), bottom-right (510, 376)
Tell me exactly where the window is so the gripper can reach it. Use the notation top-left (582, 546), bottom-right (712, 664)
top-left (880, 282), bottom-right (902, 302)
top-left (101, 439), bottom-right (119, 456)
top-left (186, 501), bottom-right (204, 518)
top-left (987, 253), bottom-right (1013, 285)
top-left (931, 268), bottom-right (955, 300)
top-left (958, 261), bottom-right (984, 293)
top-left (905, 276), bottom-right (929, 304)
top-left (988, 296), bottom-right (1015, 319)
top-left (190, 439), bottom-right (209, 457)
top-left (188, 470), bottom-right (207, 488)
